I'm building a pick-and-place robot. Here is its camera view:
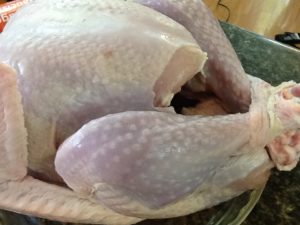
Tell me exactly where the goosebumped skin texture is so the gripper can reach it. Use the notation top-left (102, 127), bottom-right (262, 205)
top-left (56, 76), bottom-right (300, 218)
top-left (55, 77), bottom-right (276, 218)
top-left (0, 176), bottom-right (142, 225)
top-left (55, 110), bottom-right (272, 218)
top-left (0, 63), bottom-right (141, 225)
top-left (0, 0), bottom-right (206, 182)
top-left (56, 112), bottom-right (251, 207)
top-left (0, 0), bottom-right (207, 223)
top-left (1, 0), bottom-right (300, 224)
top-left (132, 0), bottom-right (251, 113)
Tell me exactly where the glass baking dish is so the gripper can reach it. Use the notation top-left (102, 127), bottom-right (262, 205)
top-left (0, 187), bottom-right (264, 225)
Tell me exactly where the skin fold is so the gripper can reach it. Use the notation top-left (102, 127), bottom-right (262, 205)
top-left (132, 0), bottom-right (252, 113)
top-left (0, 0), bottom-right (299, 224)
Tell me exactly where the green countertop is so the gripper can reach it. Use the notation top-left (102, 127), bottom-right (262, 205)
top-left (0, 22), bottom-right (299, 225)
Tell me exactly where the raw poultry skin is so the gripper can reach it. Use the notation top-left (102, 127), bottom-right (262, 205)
top-left (0, 0), bottom-right (206, 223)
top-left (55, 77), bottom-right (299, 218)
top-left (0, 0), bottom-right (299, 224)
top-left (132, 0), bottom-right (251, 113)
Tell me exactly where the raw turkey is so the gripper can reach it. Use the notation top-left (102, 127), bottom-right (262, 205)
top-left (0, 0), bottom-right (299, 224)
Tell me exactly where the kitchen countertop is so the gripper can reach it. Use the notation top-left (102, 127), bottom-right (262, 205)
top-left (221, 22), bottom-right (300, 225)
top-left (0, 22), bottom-right (300, 225)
